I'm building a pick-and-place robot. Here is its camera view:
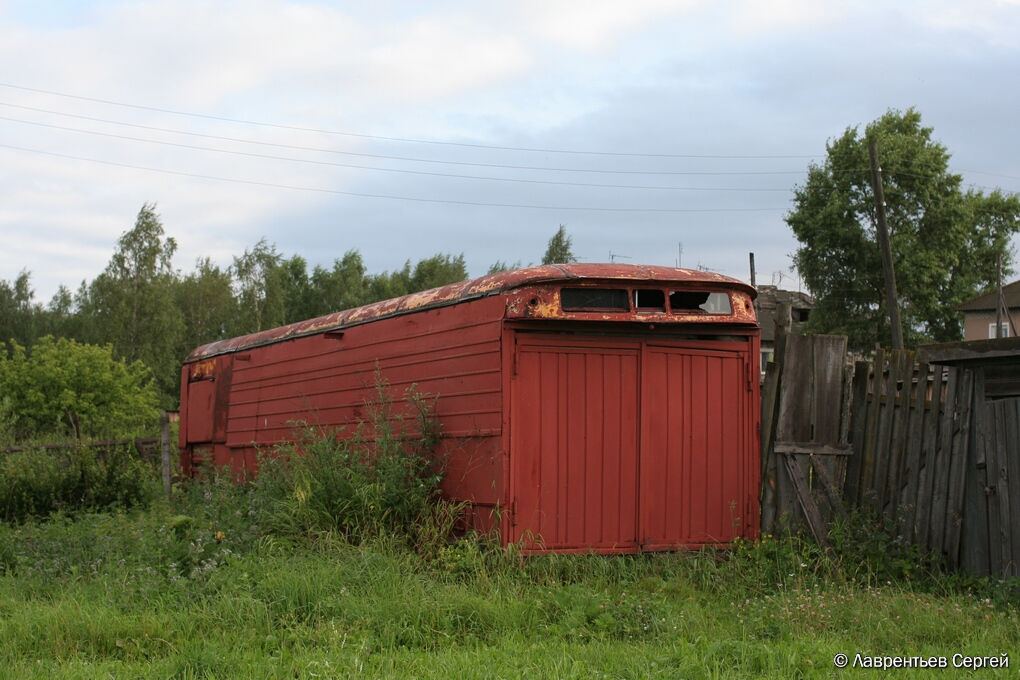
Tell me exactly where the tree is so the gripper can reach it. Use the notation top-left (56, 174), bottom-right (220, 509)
top-left (487, 260), bottom-right (522, 274)
top-left (0, 271), bottom-right (40, 352)
top-left (310, 250), bottom-right (368, 315)
top-left (787, 109), bottom-right (1020, 350)
top-left (175, 257), bottom-right (235, 355)
top-left (365, 253), bottom-right (468, 301)
top-left (542, 225), bottom-right (576, 265)
top-left (0, 336), bottom-right (159, 442)
top-left (231, 238), bottom-right (285, 334)
top-left (78, 204), bottom-right (184, 403)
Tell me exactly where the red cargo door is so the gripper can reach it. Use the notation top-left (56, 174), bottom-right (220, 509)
top-left (509, 337), bottom-right (640, 551)
top-left (640, 346), bottom-right (749, 548)
top-left (510, 335), bottom-right (753, 552)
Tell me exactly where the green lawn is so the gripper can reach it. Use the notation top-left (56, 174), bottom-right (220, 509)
top-left (1, 500), bottom-right (1016, 679)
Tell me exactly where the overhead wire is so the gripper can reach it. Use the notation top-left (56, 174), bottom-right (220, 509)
top-left (0, 142), bottom-right (787, 213)
top-left (0, 82), bottom-right (816, 160)
top-left (0, 113), bottom-right (795, 192)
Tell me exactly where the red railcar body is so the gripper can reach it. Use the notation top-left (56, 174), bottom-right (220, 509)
top-left (179, 263), bottom-right (761, 552)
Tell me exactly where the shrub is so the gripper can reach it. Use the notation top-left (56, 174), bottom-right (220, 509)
top-left (252, 381), bottom-right (444, 544)
top-left (0, 336), bottom-right (159, 443)
top-left (0, 442), bottom-right (159, 522)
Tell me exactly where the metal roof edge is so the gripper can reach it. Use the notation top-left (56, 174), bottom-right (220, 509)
top-left (184, 263), bottom-right (756, 363)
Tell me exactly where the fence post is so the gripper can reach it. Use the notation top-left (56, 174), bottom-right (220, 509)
top-left (160, 411), bottom-right (172, 499)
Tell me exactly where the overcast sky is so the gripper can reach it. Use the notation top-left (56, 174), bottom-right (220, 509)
top-left (1, 0), bottom-right (1019, 303)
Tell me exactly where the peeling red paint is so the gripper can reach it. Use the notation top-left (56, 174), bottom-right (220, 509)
top-left (185, 263), bottom-right (757, 363)
top-left (179, 263), bottom-right (761, 552)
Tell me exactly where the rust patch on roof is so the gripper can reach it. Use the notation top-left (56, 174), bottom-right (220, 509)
top-left (185, 263), bottom-right (757, 362)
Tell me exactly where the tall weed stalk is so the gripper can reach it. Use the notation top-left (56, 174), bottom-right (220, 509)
top-left (252, 379), bottom-right (446, 545)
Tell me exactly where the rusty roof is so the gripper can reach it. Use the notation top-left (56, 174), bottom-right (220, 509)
top-left (185, 263), bottom-right (756, 362)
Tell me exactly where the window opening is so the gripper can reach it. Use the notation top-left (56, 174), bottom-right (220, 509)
top-left (669, 290), bottom-right (732, 314)
top-left (561, 287), bottom-right (630, 311)
top-left (634, 289), bottom-right (666, 313)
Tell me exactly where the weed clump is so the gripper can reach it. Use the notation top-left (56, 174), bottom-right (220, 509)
top-left (251, 380), bottom-right (448, 547)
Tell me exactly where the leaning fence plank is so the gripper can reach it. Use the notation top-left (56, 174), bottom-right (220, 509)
top-left (782, 453), bottom-right (829, 547)
top-left (944, 369), bottom-right (974, 568)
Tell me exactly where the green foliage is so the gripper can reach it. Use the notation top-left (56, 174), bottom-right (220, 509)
top-left (787, 108), bottom-right (1020, 350)
top-left (0, 336), bottom-right (159, 442)
top-left (0, 443), bottom-right (159, 522)
top-left (365, 253), bottom-right (468, 301)
top-left (230, 238), bottom-right (287, 334)
top-left (252, 382), bottom-right (444, 544)
top-left (308, 249), bottom-right (369, 314)
top-left (542, 224), bottom-right (577, 264)
top-left (76, 203), bottom-right (185, 402)
top-left (174, 256), bottom-right (235, 353)
top-left (486, 259), bottom-right (523, 274)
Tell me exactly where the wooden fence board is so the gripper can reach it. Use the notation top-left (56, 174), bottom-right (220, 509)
top-left (945, 369), bottom-right (974, 568)
top-left (860, 350), bottom-right (884, 508)
top-left (901, 360), bottom-right (928, 543)
top-left (845, 361), bottom-right (870, 504)
top-left (761, 333), bottom-right (1020, 580)
top-left (760, 360), bottom-right (782, 533)
top-left (1008, 400), bottom-right (1020, 578)
top-left (929, 367), bottom-right (958, 559)
top-left (915, 366), bottom-right (944, 548)
top-left (961, 373), bottom-right (990, 577)
top-left (982, 392), bottom-right (1002, 576)
top-left (884, 351), bottom-right (913, 519)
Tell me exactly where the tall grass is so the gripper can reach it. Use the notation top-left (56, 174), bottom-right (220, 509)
top-left (1, 381), bottom-right (1017, 677)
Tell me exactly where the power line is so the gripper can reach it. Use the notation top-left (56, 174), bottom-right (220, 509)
top-left (0, 114), bottom-right (793, 192)
top-left (0, 142), bottom-right (790, 213)
top-left (0, 81), bottom-right (817, 160)
top-left (0, 101), bottom-right (808, 177)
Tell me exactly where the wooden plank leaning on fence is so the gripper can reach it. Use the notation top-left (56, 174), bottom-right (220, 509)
top-left (760, 326), bottom-right (851, 546)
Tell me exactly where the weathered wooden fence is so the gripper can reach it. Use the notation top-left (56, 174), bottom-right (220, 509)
top-left (2, 411), bottom-right (180, 498)
top-left (762, 336), bottom-right (1020, 578)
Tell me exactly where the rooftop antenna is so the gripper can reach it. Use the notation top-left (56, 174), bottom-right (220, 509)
top-left (677, 242), bottom-right (684, 269)
top-left (609, 252), bottom-right (632, 263)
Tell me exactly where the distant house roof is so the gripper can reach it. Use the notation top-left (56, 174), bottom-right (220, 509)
top-left (957, 280), bottom-right (1020, 312)
top-left (756, 285), bottom-right (815, 343)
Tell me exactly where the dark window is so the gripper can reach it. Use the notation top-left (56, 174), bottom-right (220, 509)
top-left (634, 289), bottom-right (666, 313)
top-left (669, 290), bottom-right (732, 314)
top-left (561, 287), bottom-right (630, 311)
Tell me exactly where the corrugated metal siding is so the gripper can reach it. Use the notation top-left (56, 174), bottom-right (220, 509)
top-left (641, 347), bottom-right (751, 547)
top-left (511, 338), bottom-right (640, 551)
top-left (224, 300), bottom-right (504, 448)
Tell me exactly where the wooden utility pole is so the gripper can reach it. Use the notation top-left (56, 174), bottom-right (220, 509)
top-left (868, 138), bottom-right (905, 350)
top-left (997, 253), bottom-right (1004, 338)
